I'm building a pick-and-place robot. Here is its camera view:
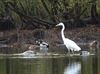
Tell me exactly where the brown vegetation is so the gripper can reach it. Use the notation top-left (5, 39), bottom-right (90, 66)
top-left (0, 25), bottom-right (99, 53)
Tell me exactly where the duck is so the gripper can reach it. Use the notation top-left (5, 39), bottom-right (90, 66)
top-left (36, 40), bottom-right (49, 54)
top-left (89, 40), bottom-right (99, 51)
top-left (80, 51), bottom-right (90, 56)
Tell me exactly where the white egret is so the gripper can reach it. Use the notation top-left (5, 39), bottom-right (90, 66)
top-left (56, 22), bottom-right (81, 54)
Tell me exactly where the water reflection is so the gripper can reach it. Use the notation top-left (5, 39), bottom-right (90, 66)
top-left (0, 55), bottom-right (100, 74)
top-left (0, 57), bottom-right (78, 74)
top-left (64, 62), bottom-right (81, 74)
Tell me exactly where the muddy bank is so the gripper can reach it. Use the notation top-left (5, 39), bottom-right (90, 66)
top-left (0, 25), bottom-right (100, 53)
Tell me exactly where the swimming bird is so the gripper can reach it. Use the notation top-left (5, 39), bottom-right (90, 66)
top-left (28, 44), bottom-right (39, 50)
top-left (21, 50), bottom-right (35, 57)
top-left (56, 22), bottom-right (81, 54)
top-left (36, 40), bottom-right (49, 54)
top-left (89, 40), bottom-right (99, 50)
top-left (80, 51), bottom-right (90, 56)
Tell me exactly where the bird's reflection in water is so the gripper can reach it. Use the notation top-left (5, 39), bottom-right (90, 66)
top-left (64, 62), bottom-right (81, 74)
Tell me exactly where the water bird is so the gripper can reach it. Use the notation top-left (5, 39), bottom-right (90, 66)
top-left (80, 51), bottom-right (90, 56)
top-left (28, 44), bottom-right (39, 50)
top-left (56, 22), bottom-right (81, 54)
top-left (36, 40), bottom-right (49, 54)
top-left (89, 40), bottom-right (99, 51)
top-left (21, 50), bottom-right (35, 57)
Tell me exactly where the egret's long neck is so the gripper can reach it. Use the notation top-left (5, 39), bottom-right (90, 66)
top-left (61, 25), bottom-right (66, 41)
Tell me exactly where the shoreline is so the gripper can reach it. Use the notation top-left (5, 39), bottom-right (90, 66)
top-left (0, 25), bottom-right (99, 53)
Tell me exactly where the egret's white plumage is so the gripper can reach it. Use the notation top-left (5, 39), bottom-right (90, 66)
top-left (56, 22), bottom-right (81, 54)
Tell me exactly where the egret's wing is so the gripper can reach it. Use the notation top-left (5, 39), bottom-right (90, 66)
top-left (64, 39), bottom-right (81, 50)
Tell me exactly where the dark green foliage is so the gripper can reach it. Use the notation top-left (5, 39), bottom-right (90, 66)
top-left (0, 0), bottom-right (100, 29)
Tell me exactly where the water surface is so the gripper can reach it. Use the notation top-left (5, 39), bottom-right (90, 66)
top-left (0, 54), bottom-right (100, 74)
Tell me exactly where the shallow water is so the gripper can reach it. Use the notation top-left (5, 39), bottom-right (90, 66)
top-left (0, 54), bottom-right (100, 74)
